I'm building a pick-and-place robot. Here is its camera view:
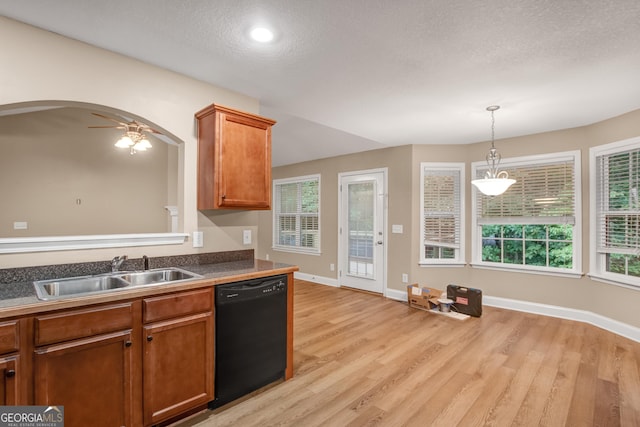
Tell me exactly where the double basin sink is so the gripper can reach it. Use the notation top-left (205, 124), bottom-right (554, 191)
top-left (34, 267), bottom-right (202, 300)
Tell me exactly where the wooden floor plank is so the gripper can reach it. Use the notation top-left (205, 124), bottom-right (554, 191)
top-left (174, 280), bottom-right (640, 427)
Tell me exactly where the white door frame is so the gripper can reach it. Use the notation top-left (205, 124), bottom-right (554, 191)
top-left (337, 168), bottom-right (388, 295)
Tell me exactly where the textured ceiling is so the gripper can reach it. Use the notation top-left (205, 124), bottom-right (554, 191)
top-left (1, 0), bottom-right (640, 166)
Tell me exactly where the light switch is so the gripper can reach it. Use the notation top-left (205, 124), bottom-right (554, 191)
top-left (192, 231), bottom-right (204, 248)
top-left (392, 224), bottom-right (403, 234)
top-left (243, 230), bottom-right (252, 245)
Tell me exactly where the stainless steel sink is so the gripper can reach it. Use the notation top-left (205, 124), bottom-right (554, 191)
top-left (116, 268), bottom-right (200, 286)
top-left (34, 275), bottom-right (131, 300)
top-left (34, 268), bottom-right (202, 300)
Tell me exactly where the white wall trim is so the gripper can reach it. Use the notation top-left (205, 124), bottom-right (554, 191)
top-left (483, 295), bottom-right (640, 343)
top-left (294, 272), bottom-right (339, 287)
top-left (385, 287), bottom-right (407, 301)
top-left (0, 233), bottom-right (188, 254)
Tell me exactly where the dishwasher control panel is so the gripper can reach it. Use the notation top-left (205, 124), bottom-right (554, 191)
top-left (215, 275), bottom-right (288, 304)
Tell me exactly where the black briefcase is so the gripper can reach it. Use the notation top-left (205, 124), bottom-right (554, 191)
top-left (447, 284), bottom-right (482, 317)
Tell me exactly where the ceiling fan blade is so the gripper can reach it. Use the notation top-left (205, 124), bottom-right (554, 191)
top-left (88, 125), bottom-right (126, 129)
top-left (91, 112), bottom-right (128, 127)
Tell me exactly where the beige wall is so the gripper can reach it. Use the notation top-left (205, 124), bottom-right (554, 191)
top-left (0, 107), bottom-right (174, 237)
top-left (261, 110), bottom-right (640, 329)
top-left (0, 17), bottom-right (259, 267)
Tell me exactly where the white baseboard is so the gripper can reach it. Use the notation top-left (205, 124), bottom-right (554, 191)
top-left (483, 295), bottom-right (640, 343)
top-left (385, 288), bottom-right (407, 301)
top-left (293, 272), bottom-right (338, 287)
top-left (293, 275), bottom-right (640, 343)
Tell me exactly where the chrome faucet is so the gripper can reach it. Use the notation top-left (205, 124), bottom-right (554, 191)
top-left (111, 255), bottom-right (128, 273)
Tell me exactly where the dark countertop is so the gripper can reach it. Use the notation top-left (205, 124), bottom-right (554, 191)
top-left (0, 258), bottom-right (297, 318)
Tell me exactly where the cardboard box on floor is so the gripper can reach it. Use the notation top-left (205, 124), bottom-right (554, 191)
top-left (407, 284), bottom-right (471, 320)
top-left (407, 284), bottom-right (442, 311)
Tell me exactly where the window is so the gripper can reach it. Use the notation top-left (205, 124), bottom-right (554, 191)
top-left (273, 175), bottom-right (320, 254)
top-left (472, 151), bottom-right (581, 276)
top-left (591, 137), bottom-right (640, 288)
top-left (420, 163), bottom-right (465, 265)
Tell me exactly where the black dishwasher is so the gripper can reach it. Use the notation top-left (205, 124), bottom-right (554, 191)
top-left (210, 275), bottom-right (288, 409)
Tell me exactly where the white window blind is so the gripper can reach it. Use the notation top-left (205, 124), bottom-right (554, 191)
top-left (477, 158), bottom-right (576, 224)
top-left (273, 175), bottom-right (320, 253)
top-left (420, 164), bottom-right (464, 263)
top-left (595, 148), bottom-right (640, 254)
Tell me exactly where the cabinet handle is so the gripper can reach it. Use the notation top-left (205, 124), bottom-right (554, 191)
top-left (147, 335), bottom-right (153, 342)
top-left (125, 340), bottom-right (132, 347)
top-left (6, 369), bottom-right (15, 378)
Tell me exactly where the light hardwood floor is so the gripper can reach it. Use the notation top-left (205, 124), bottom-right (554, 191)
top-left (177, 280), bottom-right (640, 426)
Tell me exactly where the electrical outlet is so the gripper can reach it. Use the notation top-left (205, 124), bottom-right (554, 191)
top-left (330, 263), bottom-right (335, 271)
top-left (402, 273), bottom-right (409, 283)
top-left (243, 229), bottom-right (252, 245)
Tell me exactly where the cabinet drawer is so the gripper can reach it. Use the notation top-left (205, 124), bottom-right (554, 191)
top-left (143, 288), bottom-right (212, 323)
top-left (35, 303), bottom-right (133, 346)
top-left (0, 321), bottom-right (19, 355)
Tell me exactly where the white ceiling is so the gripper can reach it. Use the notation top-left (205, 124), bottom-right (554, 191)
top-left (1, 0), bottom-right (640, 166)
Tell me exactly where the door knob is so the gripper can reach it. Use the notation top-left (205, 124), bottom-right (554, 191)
top-left (377, 240), bottom-right (383, 245)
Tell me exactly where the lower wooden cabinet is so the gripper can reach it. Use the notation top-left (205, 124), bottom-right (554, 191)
top-left (0, 355), bottom-right (19, 405)
top-left (142, 288), bottom-right (214, 426)
top-left (0, 279), bottom-right (252, 427)
top-left (34, 330), bottom-right (135, 427)
top-left (143, 312), bottom-right (213, 425)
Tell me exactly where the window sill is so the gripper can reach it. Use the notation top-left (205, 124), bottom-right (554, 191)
top-left (470, 262), bottom-right (583, 279)
top-left (419, 261), bottom-right (466, 267)
top-left (587, 273), bottom-right (640, 291)
top-left (272, 246), bottom-right (321, 256)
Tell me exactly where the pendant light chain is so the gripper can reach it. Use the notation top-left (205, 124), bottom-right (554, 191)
top-left (470, 105), bottom-right (516, 196)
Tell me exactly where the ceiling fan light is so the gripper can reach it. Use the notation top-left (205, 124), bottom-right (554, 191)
top-left (115, 135), bottom-right (134, 148)
top-left (134, 138), bottom-right (152, 151)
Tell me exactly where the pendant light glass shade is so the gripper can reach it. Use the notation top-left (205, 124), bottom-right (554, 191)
top-left (471, 106), bottom-right (515, 196)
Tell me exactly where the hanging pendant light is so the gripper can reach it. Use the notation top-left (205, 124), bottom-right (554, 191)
top-left (471, 105), bottom-right (516, 196)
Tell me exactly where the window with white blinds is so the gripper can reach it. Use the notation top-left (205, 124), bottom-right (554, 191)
top-left (472, 151), bottom-right (581, 275)
top-left (420, 163), bottom-right (465, 264)
top-left (591, 137), bottom-right (640, 287)
top-left (272, 175), bottom-right (320, 254)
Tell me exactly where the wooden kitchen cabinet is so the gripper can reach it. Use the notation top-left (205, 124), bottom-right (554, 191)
top-left (0, 355), bottom-right (19, 405)
top-left (0, 320), bottom-right (23, 405)
top-left (142, 288), bottom-right (214, 426)
top-left (196, 103), bottom-right (276, 210)
top-left (33, 303), bottom-right (139, 427)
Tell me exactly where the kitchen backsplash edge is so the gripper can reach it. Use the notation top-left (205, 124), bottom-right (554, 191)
top-left (0, 249), bottom-right (255, 285)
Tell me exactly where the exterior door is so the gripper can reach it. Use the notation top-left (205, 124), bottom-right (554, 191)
top-left (339, 169), bottom-right (386, 293)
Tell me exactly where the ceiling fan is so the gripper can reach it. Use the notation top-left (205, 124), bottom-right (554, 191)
top-left (89, 112), bottom-right (161, 154)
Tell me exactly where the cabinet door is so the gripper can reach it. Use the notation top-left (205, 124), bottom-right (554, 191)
top-left (217, 111), bottom-right (272, 209)
top-left (0, 355), bottom-right (19, 405)
top-left (143, 312), bottom-right (213, 426)
top-left (196, 104), bottom-right (275, 210)
top-left (34, 331), bottom-right (134, 427)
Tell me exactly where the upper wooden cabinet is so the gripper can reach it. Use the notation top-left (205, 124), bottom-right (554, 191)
top-left (196, 104), bottom-right (276, 210)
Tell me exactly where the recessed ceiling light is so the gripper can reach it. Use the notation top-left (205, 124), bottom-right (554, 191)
top-left (250, 27), bottom-right (274, 43)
